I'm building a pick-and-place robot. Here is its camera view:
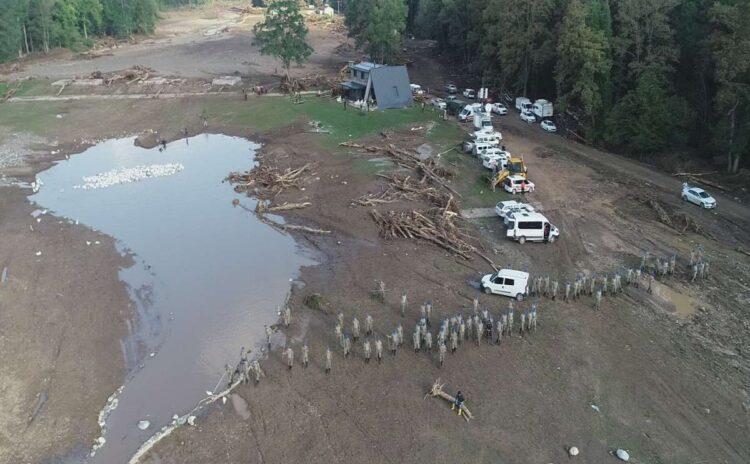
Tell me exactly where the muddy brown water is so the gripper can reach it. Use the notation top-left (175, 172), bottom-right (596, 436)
top-left (29, 134), bottom-right (315, 463)
top-left (651, 281), bottom-right (698, 318)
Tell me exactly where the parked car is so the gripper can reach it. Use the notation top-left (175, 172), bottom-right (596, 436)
top-left (445, 83), bottom-right (458, 94)
top-left (505, 212), bottom-right (559, 244)
top-left (430, 98), bottom-right (446, 110)
top-left (481, 269), bottom-right (529, 300)
top-left (540, 119), bottom-right (557, 132)
top-left (463, 88), bottom-right (476, 99)
top-left (491, 103), bottom-right (508, 115)
top-left (503, 175), bottom-right (535, 194)
top-left (495, 200), bottom-right (535, 220)
top-left (410, 84), bottom-right (424, 95)
top-left (682, 183), bottom-right (717, 209)
top-left (520, 111), bottom-right (536, 123)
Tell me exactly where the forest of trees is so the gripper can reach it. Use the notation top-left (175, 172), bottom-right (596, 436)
top-left (0, 0), bottom-right (207, 62)
top-left (346, 0), bottom-right (749, 172)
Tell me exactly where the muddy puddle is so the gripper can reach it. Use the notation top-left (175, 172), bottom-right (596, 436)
top-left (29, 134), bottom-right (315, 463)
top-left (650, 281), bottom-right (698, 318)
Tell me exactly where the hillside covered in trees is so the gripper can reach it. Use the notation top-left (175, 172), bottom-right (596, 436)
top-left (346, 0), bottom-right (749, 173)
top-left (0, 0), bottom-right (207, 61)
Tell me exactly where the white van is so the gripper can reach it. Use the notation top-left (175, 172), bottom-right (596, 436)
top-left (473, 113), bottom-right (493, 132)
top-left (473, 142), bottom-right (498, 157)
top-left (481, 269), bottom-right (529, 300)
top-left (471, 130), bottom-right (502, 144)
top-left (458, 105), bottom-right (477, 122)
top-left (483, 154), bottom-right (508, 170)
top-left (506, 212), bottom-right (559, 244)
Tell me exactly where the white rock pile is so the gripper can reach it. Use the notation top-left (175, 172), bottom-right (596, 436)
top-left (75, 163), bottom-right (184, 190)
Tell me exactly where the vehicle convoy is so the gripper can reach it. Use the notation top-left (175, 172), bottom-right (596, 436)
top-left (532, 99), bottom-right (554, 119)
top-left (682, 183), bottom-right (717, 209)
top-left (481, 269), bottom-right (529, 300)
top-left (503, 175), bottom-right (535, 194)
top-left (505, 212), bottom-right (559, 244)
top-left (515, 97), bottom-right (532, 112)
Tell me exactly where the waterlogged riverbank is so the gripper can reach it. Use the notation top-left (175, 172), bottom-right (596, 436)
top-left (28, 134), bottom-right (315, 463)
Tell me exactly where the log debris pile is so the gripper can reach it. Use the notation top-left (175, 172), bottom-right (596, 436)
top-left (345, 142), bottom-right (497, 265)
top-left (352, 174), bottom-right (457, 211)
top-left (87, 65), bottom-right (155, 85)
top-left (227, 163), bottom-right (314, 198)
top-left (340, 142), bottom-right (458, 196)
top-left (370, 201), bottom-right (477, 259)
top-left (278, 74), bottom-right (336, 93)
top-left (425, 379), bottom-right (474, 422)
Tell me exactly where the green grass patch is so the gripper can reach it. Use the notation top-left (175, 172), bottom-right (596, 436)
top-left (0, 101), bottom-right (67, 136)
top-left (298, 98), bottom-right (440, 148)
top-left (199, 96), bottom-right (302, 133)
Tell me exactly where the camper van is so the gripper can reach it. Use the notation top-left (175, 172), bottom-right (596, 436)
top-left (480, 269), bottom-right (529, 300)
top-left (505, 212), bottom-right (559, 244)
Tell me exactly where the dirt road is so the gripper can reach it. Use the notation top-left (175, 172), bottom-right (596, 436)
top-left (3, 4), bottom-right (349, 81)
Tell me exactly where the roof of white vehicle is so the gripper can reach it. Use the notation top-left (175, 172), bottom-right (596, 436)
top-left (497, 200), bottom-right (520, 208)
top-left (498, 269), bottom-right (529, 279)
top-left (509, 211), bottom-right (547, 221)
top-left (690, 187), bottom-right (707, 193)
top-left (508, 174), bottom-right (529, 181)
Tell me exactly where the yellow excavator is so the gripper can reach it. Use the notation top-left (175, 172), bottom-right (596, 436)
top-left (490, 156), bottom-right (528, 189)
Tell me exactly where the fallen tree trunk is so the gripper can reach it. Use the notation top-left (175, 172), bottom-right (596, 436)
top-left (425, 379), bottom-right (474, 421)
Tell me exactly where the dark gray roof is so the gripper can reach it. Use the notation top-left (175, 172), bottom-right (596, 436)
top-left (370, 66), bottom-right (413, 109)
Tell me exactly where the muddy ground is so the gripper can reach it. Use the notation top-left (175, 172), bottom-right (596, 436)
top-left (140, 116), bottom-right (750, 464)
top-left (1, 4), bottom-right (749, 464)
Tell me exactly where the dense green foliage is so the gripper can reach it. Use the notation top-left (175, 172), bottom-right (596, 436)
top-left (345, 0), bottom-right (407, 64)
top-left (0, 0), bottom-right (206, 61)
top-left (252, 0), bottom-right (313, 76)
top-left (356, 0), bottom-right (749, 171)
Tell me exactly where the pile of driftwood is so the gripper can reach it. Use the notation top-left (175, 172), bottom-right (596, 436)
top-left (425, 379), bottom-right (474, 422)
top-left (352, 174), bottom-right (457, 212)
top-left (227, 163), bottom-right (314, 197)
top-left (341, 142), bottom-right (458, 196)
top-left (87, 65), bottom-right (155, 85)
top-left (370, 202), bottom-right (476, 259)
top-left (278, 74), bottom-right (336, 93)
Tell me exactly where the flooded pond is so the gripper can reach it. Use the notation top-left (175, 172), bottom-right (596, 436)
top-left (29, 134), bottom-right (315, 463)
